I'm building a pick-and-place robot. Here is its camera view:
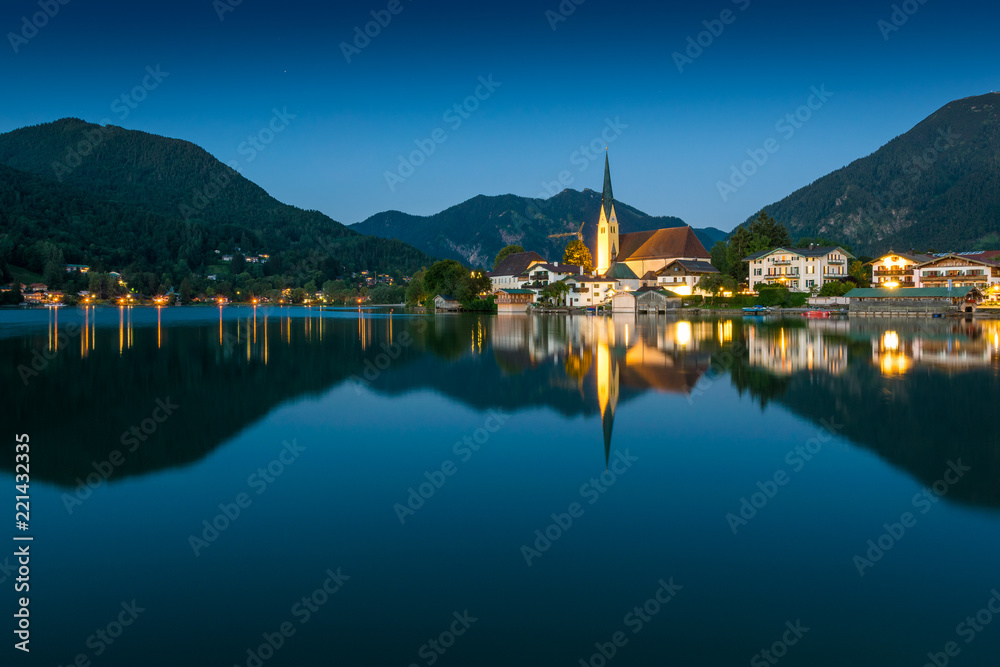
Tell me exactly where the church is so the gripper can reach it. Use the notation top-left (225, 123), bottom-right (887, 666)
top-left (591, 153), bottom-right (712, 280)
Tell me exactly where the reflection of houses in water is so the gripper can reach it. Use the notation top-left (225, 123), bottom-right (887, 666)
top-left (591, 315), bottom-right (714, 462)
top-left (747, 325), bottom-right (848, 375)
top-left (873, 323), bottom-right (1000, 374)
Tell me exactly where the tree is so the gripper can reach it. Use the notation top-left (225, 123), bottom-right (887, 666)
top-left (710, 241), bottom-right (729, 275)
top-left (819, 281), bottom-right (852, 297)
top-left (746, 211), bottom-right (791, 253)
top-left (423, 260), bottom-right (467, 299)
top-left (849, 260), bottom-right (869, 284)
top-left (563, 240), bottom-right (593, 273)
top-left (697, 273), bottom-right (737, 304)
top-left (494, 245), bottom-right (524, 269)
top-left (726, 226), bottom-right (753, 282)
top-left (541, 280), bottom-right (570, 305)
top-left (231, 254), bottom-right (246, 274)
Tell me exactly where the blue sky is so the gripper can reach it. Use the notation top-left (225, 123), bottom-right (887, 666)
top-left (1, 0), bottom-right (997, 231)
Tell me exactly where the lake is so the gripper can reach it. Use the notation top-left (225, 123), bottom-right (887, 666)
top-left (2, 306), bottom-right (999, 666)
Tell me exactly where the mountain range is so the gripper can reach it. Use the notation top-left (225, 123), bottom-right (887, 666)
top-left (352, 189), bottom-right (727, 267)
top-left (0, 118), bottom-right (434, 281)
top-left (752, 92), bottom-right (1000, 254)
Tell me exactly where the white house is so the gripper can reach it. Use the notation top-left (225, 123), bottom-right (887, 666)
top-left (655, 259), bottom-right (721, 296)
top-left (563, 275), bottom-right (619, 307)
top-left (488, 251), bottom-right (546, 292)
top-left (912, 253), bottom-right (1000, 290)
top-left (743, 245), bottom-right (854, 293)
top-left (867, 251), bottom-right (933, 288)
top-left (521, 262), bottom-right (585, 288)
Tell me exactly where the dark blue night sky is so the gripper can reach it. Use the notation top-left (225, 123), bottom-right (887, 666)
top-left (1, 0), bottom-right (996, 230)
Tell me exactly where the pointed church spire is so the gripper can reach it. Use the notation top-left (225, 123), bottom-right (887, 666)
top-left (602, 151), bottom-right (614, 220)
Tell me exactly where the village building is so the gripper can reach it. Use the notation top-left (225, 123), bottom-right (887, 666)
top-left (655, 259), bottom-right (720, 296)
top-left (563, 275), bottom-right (619, 308)
top-left (496, 288), bottom-right (536, 313)
top-left (433, 294), bottom-right (462, 311)
top-left (520, 262), bottom-right (585, 289)
top-left (743, 245), bottom-right (854, 293)
top-left (912, 253), bottom-right (1000, 290)
top-left (867, 250), bottom-right (933, 288)
top-left (591, 154), bottom-right (712, 277)
top-left (64, 263), bottom-right (91, 273)
top-left (845, 286), bottom-right (982, 315)
top-left (488, 251), bottom-right (546, 292)
top-left (611, 286), bottom-right (681, 313)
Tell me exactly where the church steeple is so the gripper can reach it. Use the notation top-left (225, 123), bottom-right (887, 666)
top-left (595, 151), bottom-right (619, 274)
top-left (602, 151), bottom-right (614, 220)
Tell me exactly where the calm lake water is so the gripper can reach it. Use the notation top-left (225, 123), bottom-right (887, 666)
top-left (2, 306), bottom-right (999, 666)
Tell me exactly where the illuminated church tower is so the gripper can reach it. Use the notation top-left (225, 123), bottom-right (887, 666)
top-left (595, 152), bottom-right (619, 275)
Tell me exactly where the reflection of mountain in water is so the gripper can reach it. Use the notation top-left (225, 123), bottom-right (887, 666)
top-left (4, 308), bottom-right (999, 509)
top-left (733, 317), bottom-right (1000, 509)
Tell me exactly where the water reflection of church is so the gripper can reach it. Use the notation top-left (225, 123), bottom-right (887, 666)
top-left (492, 314), bottom-right (715, 463)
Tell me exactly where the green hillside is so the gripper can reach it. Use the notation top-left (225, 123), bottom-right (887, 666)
top-left (753, 92), bottom-right (1000, 254)
top-left (0, 118), bottom-right (435, 289)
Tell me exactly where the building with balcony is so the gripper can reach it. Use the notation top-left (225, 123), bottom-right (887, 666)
top-left (743, 246), bottom-right (854, 293)
top-left (867, 251), bottom-right (933, 288)
top-left (487, 251), bottom-right (546, 291)
top-left (563, 275), bottom-right (619, 307)
top-left (912, 253), bottom-right (1000, 290)
top-left (654, 259), bottom-right (720, 296)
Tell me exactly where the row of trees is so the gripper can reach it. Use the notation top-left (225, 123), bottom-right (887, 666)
top-left (405, 260), bottom-right (492, 308)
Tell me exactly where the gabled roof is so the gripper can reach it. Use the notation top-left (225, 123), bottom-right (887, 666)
top-left (743, 246), bottom-right (854, 261)
top-left (435, 294), bottom-right (459, 301)
top-left (634, 286), bottom-right (681, 297)
top-left (493, 251), bottom-right (546, 276)
top-left (657, 259), bottom-right (719, 274)
top-left (603, 262), bottom-right (638, 280)
top-left (845, 287), bottom-right (975, 298)
top-left (530, 262), bottom-right (583, 274)
top-left (498, 288), bottom-right (535, 294)
top-left (616, 227), bottom-right (710, 262)
top-left (866, 250), bottom-right (934, 265)
top-left (915, 253), bottom-right (1000, 268)
top-left (566, 275), bottom-right (615, 283)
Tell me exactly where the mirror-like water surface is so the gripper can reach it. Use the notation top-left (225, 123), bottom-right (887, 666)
top-left (3, 306), bottom-right (999, 666)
